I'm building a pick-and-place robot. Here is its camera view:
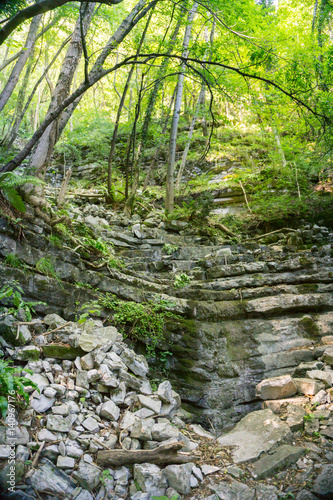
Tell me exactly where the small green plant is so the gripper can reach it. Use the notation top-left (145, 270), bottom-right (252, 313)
top-left (81, 236), bottom-right (110, 256)
top-left (107, 255), bottom-right (124, 269)
top-left (5, 253), bottom-right (25, 269)
top-left (0, 360), bottom-right (39, 417)
top-left (75, 282), bottom-right (94, 290)
top-left (312, 431), bottom-right (321, 439)
top-left (152, 496), bottom-right (179, 500)
top-left (162, 243), bottom-right (179, 255)
top-left (101, 469), bottom-right (113, 486)
top-left (0, 280), bottom-right (45, 321)
top-left (36, 257), bottom-right (59, 281)
top-left (99, 294), bottom-right (179, 357)
top-left (48, 234), bottom-right (62, 248)
top-left (77, 300), bottom-right (102, 324)
top-left (304, 413), bottom-right (315, 422)
top-left (173, 273), bottom-right (191, 289)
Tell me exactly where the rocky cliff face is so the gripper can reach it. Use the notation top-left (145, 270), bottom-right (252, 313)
top-left (1, 204), bottom-right (332, 431)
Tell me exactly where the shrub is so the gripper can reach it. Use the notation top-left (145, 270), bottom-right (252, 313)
top-left (0, 360), bottom-right (39, 418)
top-left (99, 295), bottom-right (179, 356)
top-left (0, 280), bottom-right (45, 321)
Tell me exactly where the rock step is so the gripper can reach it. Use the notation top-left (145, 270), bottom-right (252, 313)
top-left (183, 269), bottom-right (333, 293)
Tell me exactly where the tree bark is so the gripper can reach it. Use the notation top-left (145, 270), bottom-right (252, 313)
top-left (165, 1), bottom-right (198, 213)
top-left (139, 3), bottom-right (186, 150)
top-left (28, 2), bottom-right (96, 180)
top-left (0, 14), bottom-right (42, 113)
top-left (107, 8), bottom-right (154, 201)
top-left (97, 441), bottom-right (197, 467)
top-left (57, 0), bottom-right (158, 137)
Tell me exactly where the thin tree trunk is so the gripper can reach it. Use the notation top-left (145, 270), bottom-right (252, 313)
top-left (175, 86), bottom-right (205, 190)
top-left (57, 0), bottom-right (158, 137)
top-left (1, 48), bottom-right (36, 148)
top-left (29, 3), bottom-right (96, 180)
top-left (165, 1), bottom-right (198, 213)
top-left (312, 0), bottom-right (319, 32)
top-left (0, 14), bottom-right (41, 113)
top-left (272, 125), bottom-right (287, 168)
top-left (4, 35), bottom-right (72, 149)
top-left (107, 8), bottom-right (154, 201)
top-left (175, 22), bottom-right (214, 190)
top-left (139, 3), bottom-right (186, 151)
top-left (142, 88), bottom-right (176, 191)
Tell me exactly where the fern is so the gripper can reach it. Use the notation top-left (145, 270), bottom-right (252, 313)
top-left (0, 172), bottom-right (44, 212)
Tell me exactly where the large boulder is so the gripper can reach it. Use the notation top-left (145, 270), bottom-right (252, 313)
top-left (217, 409), bottom-right (291, 463)
top-left (255, 375), bottom-right (297, 400)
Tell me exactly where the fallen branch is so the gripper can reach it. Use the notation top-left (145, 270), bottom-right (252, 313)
top-left (97, 441), bottom-right (197, 467)
top-left (32, 441), bottom-right (45, 469)
top-left (42, 321), bottom-right (72, 336)
top-left (239, 180), bottom-right (252, 214)
top-left (83, 260), bottom-right (108, 269)
top-left (14, 320), bottom-right (44, 325)
top-left (246, 227), bottom-right (297, 241)
top-left (207, 219), bottom-right (238, 238)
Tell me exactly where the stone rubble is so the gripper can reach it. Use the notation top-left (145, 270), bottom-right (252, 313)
top-left (0, 207), bottom-right (333, 499)
top-left (1, 309), bottom-right (333, 500)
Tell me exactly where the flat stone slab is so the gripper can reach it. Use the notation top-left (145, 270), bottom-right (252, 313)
top-left (256, 375), bottom-right (297, 400)
top-left (210, 480), bottom-right (255, 500)
top-left (217, 409), bottom-right (291, 464)
top-left (251, 445), bottom-right (305, 479)
top-left (263, 397), bottom-right (309, 414)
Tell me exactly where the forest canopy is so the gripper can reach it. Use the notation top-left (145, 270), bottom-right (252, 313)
top-left (0, 0), bottom-right (332, 224)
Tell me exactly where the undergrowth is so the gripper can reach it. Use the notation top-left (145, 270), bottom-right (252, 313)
top-left (99, 294), bottom-right (180, 357)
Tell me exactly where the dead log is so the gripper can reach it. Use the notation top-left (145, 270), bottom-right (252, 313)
top-left (97, 441), bottom-right (197, 467)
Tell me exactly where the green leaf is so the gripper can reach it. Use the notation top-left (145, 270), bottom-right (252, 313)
top-left (0, 396), bottom-right (8, 418)
top-left (4, 188), bottom-right (26, 212)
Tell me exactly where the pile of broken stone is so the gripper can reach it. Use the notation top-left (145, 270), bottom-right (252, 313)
top-left (1, 312), bottom-right (333, 500)
top-left (0, 313), bottom-right (222, 500)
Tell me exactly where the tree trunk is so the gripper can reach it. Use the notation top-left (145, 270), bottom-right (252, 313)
top-left (57, 0), bottom-right (158, 137)
top-left (1, 44), bottom-right (36, 147)
top-left (28, 3), bottom-right (96, 180)
top-left (107, 8), bottom-right (154, 201)
top-left (165, 1), bottom-right (198, 213)
top-left (272, 125), bottom-right (287, 168)
top-left (142, 88), bottom-right (176, 191)
top-left (0, 14), bottom-right (41, 113)
top-left (139, 3), bottom-right (186, 151)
